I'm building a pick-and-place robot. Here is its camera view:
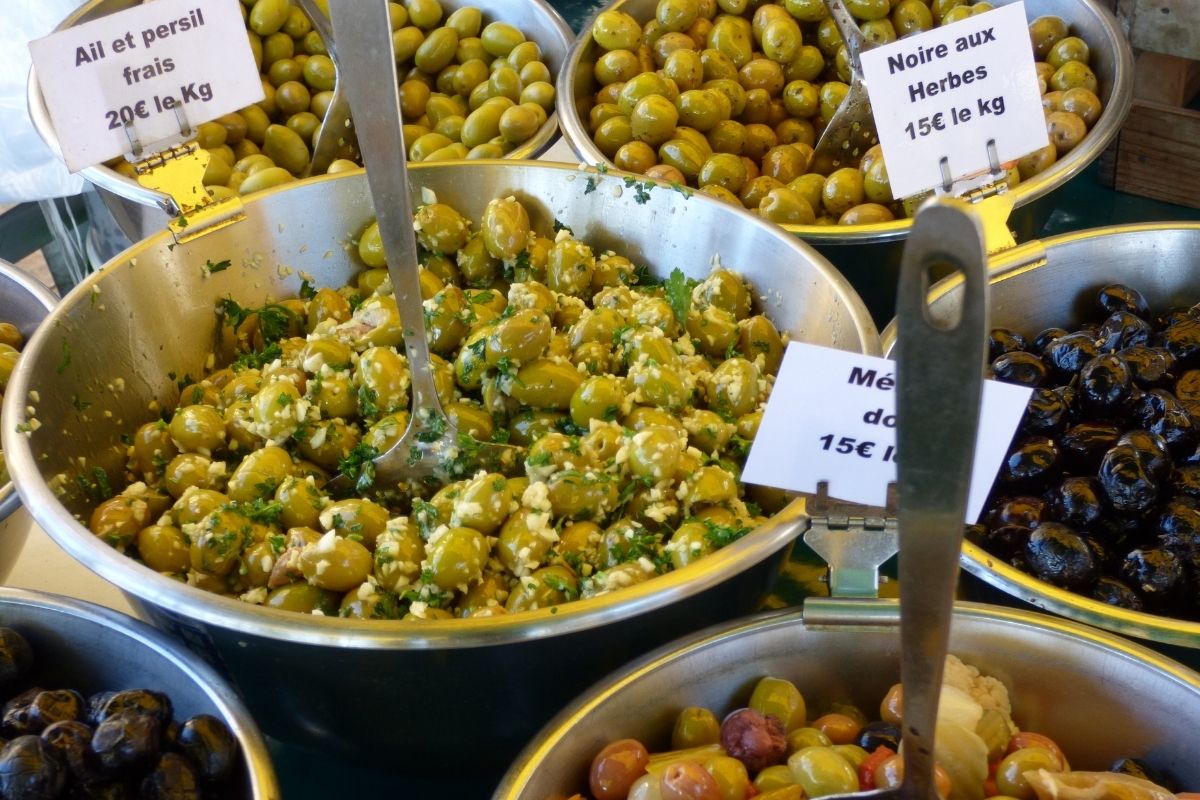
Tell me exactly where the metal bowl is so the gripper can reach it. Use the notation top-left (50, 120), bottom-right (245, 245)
top-left (26, 0), bottom-right (574, 244)
top-left (0, 259), bottom-right (56, 528)
top-left (557, 0), bottom-right (1133, 321)
top-left (1, 161), bottom-right (877, 771)
top-left (0, 586), bottom-right (279, 798)
top-left (880, 222), bottom-right (1200, 650)
top-left (495, 601), bottom-right (1200, 798)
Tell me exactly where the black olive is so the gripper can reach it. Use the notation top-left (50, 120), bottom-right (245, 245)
top-left (1032, 327), bottom-right (1069, 354)
top-left (1111, 757), bottom-right (1177, 791)
top-left (1091, 576), bottom-right (1144, 611)
top-left (1043, 332), bottom-right (1099, 380)
top-left (94, 691), bottom-right (172, 728)
top-left (1117, 430), bottom-right (1173, 482)
top-left (855, 721), bottom-right (900, 753)
top-left (28, 691), bottom-right (85, 733)
top-left (0, 630), bottom-right (32, 687)
top-left (90, 711), bottom-right (161, 776)
top-left (1159, 308), bottom-right (1192, 329)
top-left (85, 695), bottom-right (117, 728)
top-left (990, 351), bottom-right (1047, 387)
top-left (1046, 476), bottom-right (1104, 530)
top-left (1098, 444), bottom-right (1159, 514)
top-left (3, 689), bottom-right (45, 738)
top-left (1118, 347), bottom-right (1175, 388)
top-left (1098, 284), bottom-right (1150, 318)
top-left (40, 720), bottom-right (96, 782)
top-left (1001, 437), bottom-right (1060, 485)
top-left (965, 524), bottom-right (988, 547)
top-left (1157, 505), bottom-right (1200, 559)
top-left (138, 753), bottom-right (200, 800)
top-left (1021, 389), bottom-right (1069, 436)
top-left (987, 496), bottom-right (1045, 529)
top-left (1165, 318), bottom-right (1200, 367)
top-left (1024, 522), bottom-right (1097, 590)
top-left (1119, 547), bottom-right (1185, 606)
top-left (1090, 513), bottom-right (1144, 549)
top-left (1170, 465), bottom-right (1200, 498)
top-left (1097, 311), bottom-right (1153, 353)
top-left (0, 735), bottom-right (66, 800)
top-left (983, 525), bottom-right (1033, 560)
top-left (176, 715), bottom-right (237, 784)
top-left (1079, 354), bottom-right (1133, 413)
top-left (988, 328), bottom-right (1027, 361)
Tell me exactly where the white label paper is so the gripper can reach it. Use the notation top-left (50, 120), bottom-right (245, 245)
top-left (859, 2), bottom-right (1049, 198)
top-left (741, 342), bottom-right (1033, 523)
top-left (29, 0), bottom-right (264, 172)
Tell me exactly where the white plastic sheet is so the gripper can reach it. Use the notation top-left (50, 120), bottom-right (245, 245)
top-left (1, 0), bottom-right (89, 201)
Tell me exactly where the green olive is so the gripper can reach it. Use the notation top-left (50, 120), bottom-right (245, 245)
top-left (266, 583), bottom-right (340, 614)
top-left (1050, 60), bottom-right (1098, 94)
top-left (709, 15), bottom-right (753, 68)
top-left (169, 404), bottom-right (226, 455)
top-left (787, 747), bottom-right (858, 797)
top-left (1029, 16), bottom-right (1070, 60)
top-left (996, 748), bottom-right (1061, 800)
top-left (425, 526), bottom-right (488, 590)
top-left (480, 196), bottom-right (530, 260)
top-left (546, 238), bottom-right (596, 298)
top-left (406, 0), bottom-right (443, 30)
top-left (1046, 110), bottom-right (1087, 154)
top-left (137, 524), bottom-right (191, 573)
top-left (1017, 143), bottom-right (1058, 179)
top-left (506, 564), bottom-right (579, 612)
top-left (298, 532), bottom-right (372, 592)
top-left (593, 10), bottom-right (643, 52)
top-left (1048, 36), bottom-right (1090, 70)
top-left (892, 0), bottom-right (933, 36)
top-left (414, 202), bottom-right (470, 253)
top-left (226, 445), bottom-right (293, 502)
top-left (249, 0), bottom-right (290, 36)
top-left (487, 308), bottom-right (552, 366)
top-left (88, 495), bottom-right (152, 551)
top-left (481, 21), bottom-right (524, 57)
top-left (672, 707), bottom-right (722, 749)
top-left (510, 359), bottom-right (586, 410)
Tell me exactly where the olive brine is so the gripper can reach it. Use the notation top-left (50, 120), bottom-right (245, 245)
top-left (0, 627), bottom-right (243, 799)
top-left (975, 283), bottom-right (1200, 619)
top-left (85, 195), bottom-right (784, 620)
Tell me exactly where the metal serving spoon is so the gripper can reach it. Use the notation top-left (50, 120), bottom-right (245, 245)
top-left (325, 0), bottom-right (520, 494)
top-left (810, 0), bottom-right (881, 176)
top-left (825, 197), bottom-right (988, 800)
top-left (296, 0), bottom-right (358, 177)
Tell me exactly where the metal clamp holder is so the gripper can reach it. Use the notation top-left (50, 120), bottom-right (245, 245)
top-left (801, 481), bottom-right (899, 599)
top-left (120, 103), bottom-right (244, 244)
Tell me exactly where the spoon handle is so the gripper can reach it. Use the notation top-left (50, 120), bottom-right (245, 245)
top-left (894, 198), bottom-right (988, 800)
top-left (329, 0), bottom-right (446, 421)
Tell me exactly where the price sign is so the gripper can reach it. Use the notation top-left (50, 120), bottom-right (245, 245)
top-left (741, 342), bottom-right (1033, 523)
top-left (858, 1), bottom-right (1048, 199)
top-left (29, 0), bottom-right (264, 173)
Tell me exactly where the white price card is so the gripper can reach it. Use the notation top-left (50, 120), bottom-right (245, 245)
top-left (858, 1), bottom-right (1049, 199)
top-left (741, 342), bottom-right (1034, 523)
top-left (29, 0), bottom-right (264, 173)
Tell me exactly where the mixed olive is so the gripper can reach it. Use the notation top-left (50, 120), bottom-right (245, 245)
top-left (571, 657), bottom-right (1185, 800)
top-left (104, 0), bottom-right (557, 196)
top-left (0, 626), bottom-right (243, 799)
top-left (0, 321), bottom-right (25, 484)
top-left (974, 283), bottom-right (1200, 620)
top-left (83, 194), bottom-right (784, 620)
top-left (578, 0), bottom-right (1104, 225)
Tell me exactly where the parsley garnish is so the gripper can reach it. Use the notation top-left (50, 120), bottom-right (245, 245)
top-left (237, 498), bottom-right (284, 524)
top-left (299, 279), bottom-right (317, 300)
top-left (553, 218), bottom-right (574, 235)
top-left (56, 339), bottom-right (71, 374)
top-left (584, 177), bottom-right (598, 194)
top-left (415, 413), bottom-right (447, 443)
top-left (204, 259), bottom-right (231, 274)
top-left (70, 394), bottom-right (91, 412)
top-left (664, 268), bottom-right (697, 326)
top-left (231, 342), bottom-right (282, 372)
top-left (700, 517), bottom-right (752, 548)
top-left (337, 442), bottom-right (380, 493)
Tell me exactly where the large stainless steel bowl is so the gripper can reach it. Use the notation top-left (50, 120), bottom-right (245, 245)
top-left (0, 260), bottom-right (56, 529)
top-left (495, 601), bottom-right (1200, 798)
top-left (880, 223), bottom-right (1200, 650)
top-left (26, 0), bottom-right (574, 244)
top-left (0, 586), bottom-right (279, 798)
top-left (557, 0), bottom-right (1133, 322)
top-left (1, 161), bottom-right (877, 771)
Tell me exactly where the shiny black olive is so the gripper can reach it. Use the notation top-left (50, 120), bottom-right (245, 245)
top-left (1085, 535), bottom-right (1111, 566)
top-left (85, 695), bottom-right (117, 728)
top-left (138, 753), bottom-right (199, 800)
top-left (988, 328), bottom-right (1027, 361)
top-left (90, 711), bottom-right (161, 776)
top-left (1118, 347), bottom-right (1175, 388)
top-left (1157, 505), bottom-right (1200, 559)
top-left (987, 496), bottom-right (1045, 530)
top-left (1079, 354), bottom-right (1133, 413)
top-left (1098, 284), bottom-right (1150, 317)
top-left (1059, 421), bottom-right (1121, 472)
top-left (1032, 327), bottom-right (1069, 354)
top-left (95, 691), bottom-right (172, 727)
top-left (1001, 437), bottom-right (1060, 485)
top-left (3, 689), bottom-right (45, 738)
top-left (176, 715), bottom-right (237, 784)
top-left (1119, 547), bottom-right (1184, 606)
top-left (1091, 576), bottom-right (1144, 611)
top-left (1021, 388), bottom-right (1069, 436)
top-left (1111, 757), bottom-right (1176, 791)
top-left (0, 629), bottom-right (32, 686)
top-left (1117, 430), bottom-right (1172, 482)
top-left (0, 735), bottom-right (66, 800)
top-left (1097, 311), bottom-right (1153, 353)
top-left (990, 351), bottom-right (1047, 387)
top-left (1164, 319), bottom-right (1200, 367)
top-left (1090, 513), bottom-right (1143, 549)
top-left (1043, 333), bottom-right (1099, 380)
top-left (1175, 369), bottom-right (1200, 405)
top-left (1170, 465), bottom-right (1200, 497)
top-left (28, 690), bottom-right (85, 733)
top-left (984, 524), bottom-right (1033, 560)
top-left (40, 720), bottom-right (95, 782)
top-left (1024, 522), bottom-right (1097, 590)
top-left (856, 721), bottom-right (900, 753)
top-left (1046, 476), bottom-right (1104, 530)
top-left (1159, 307), bottom-right (1192, 328)
top-left (1099, 444), bottom-right (1159, 513)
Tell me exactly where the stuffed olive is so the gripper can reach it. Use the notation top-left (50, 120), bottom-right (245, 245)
top-left (578, 0), bottom-right (1104, 226)
top-left (85, 194), bottom-right (786, 621)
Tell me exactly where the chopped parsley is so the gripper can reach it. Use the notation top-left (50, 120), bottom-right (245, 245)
top-left (204, 259), bottom-right (231, 275)
top-left (664, 267), bottom-right (697, 326)
top-left (701, 517), bottom-right (752, 549)
top-left (56, 339), bottom-right (71, 374)
top-left (298, 279), bottom-right (317, 300)
top-left (337, 442), bottom-right (380, 494)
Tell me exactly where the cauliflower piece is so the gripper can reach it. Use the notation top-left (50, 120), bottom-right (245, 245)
top-left (943, 654), bottom-right (1018, 737)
